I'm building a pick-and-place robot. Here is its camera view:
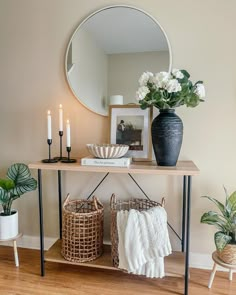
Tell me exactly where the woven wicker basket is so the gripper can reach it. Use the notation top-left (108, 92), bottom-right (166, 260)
top-left (61, 194), bottom-right (104, 263)
top-left (110, 193), bottom-right (164, 267)
top-left (218, 244), bottom-right (236, 264)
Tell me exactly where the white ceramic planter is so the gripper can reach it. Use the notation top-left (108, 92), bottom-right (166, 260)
top-left (0, 210), bottom-right (18, 240)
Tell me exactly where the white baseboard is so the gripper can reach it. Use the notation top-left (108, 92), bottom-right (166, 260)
top-left (0, 234), bottom-right (57, 250)
top-left (0, 235), bottom-right (227, 271)
top-left (189, 252), bottom-right (231, 272)
top-left (190, 252), bottom-right (214, 270)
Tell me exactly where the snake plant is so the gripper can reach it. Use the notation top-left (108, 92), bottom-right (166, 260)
top-left (0, 163), bottom-right (37, 216)
top-left (200, 189), bottom-right (236, 251)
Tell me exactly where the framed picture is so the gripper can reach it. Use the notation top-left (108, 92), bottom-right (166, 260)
top-left (109, 105), bottom-right (153, 161)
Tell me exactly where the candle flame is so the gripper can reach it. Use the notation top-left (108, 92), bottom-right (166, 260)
top-left (59, 104), bottom-right (62, 108)
top-left (66, 119), bottom-right (70, 124)
top-left (48, 110), bottom-right (51, 115)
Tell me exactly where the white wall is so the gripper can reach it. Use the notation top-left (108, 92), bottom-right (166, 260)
top-left (0, 0), bottom-right (236, 269)
top-left (108, 51), bottom-right (169, 103)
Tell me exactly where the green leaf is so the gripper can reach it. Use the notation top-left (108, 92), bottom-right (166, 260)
top-left (227, 191), bottom-right (236, 212)
top-left (179, 69), bottom-right (189, 79)
top-left (200, 211), bottom-right (227, 231)
top-left (223, 186), bottom-right (229, 203)
top-left (214, 231), bottom-right (232, 251)
top-left (232, 211), bottom-right (236, 224)
top-left (0, 187), bottom-right (10, 204)
top-left (180, 85), bottom-right (189, 96)
top-left (194, 80), bottom-right (203, 86)
top-left (0, 163), bottom-right (37, 214)
top-left (140, 102), bottom-right (148, 110)
top-left (202, 196), bottom-right (225, 216)
top-left (185, 93), bottom-right (200, 107)
top-left (7, 163), bottom-right (31, 185)
top-left (0, 179), bottom-right (15, 190)
top-left (188, 80), bottom-right (193, 89)
top-left (9, 177), bottom-right (37, 196)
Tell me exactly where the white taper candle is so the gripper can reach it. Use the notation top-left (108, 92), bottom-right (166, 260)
top-left (59, 104), bottom-right (63, 131)
top-left (66, 119), bottom-right (71, 147)
top-left (47, 110), bottom-right (52, 140)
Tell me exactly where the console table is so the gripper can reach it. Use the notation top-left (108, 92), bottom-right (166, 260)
top-left (29, 160), bottom-right (199, 295)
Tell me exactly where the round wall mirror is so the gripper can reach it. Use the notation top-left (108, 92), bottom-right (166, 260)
top-left (65, 5), bottom-right (172, 116)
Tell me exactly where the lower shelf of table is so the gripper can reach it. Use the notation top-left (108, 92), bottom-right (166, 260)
top-left (45, 240), bottom-right (185, 278)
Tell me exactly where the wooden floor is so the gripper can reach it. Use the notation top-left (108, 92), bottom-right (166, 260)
top-left (0, 246), bottom-right (236, 295)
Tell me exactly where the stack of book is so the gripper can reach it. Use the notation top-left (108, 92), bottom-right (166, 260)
top-left (81, 156), bottom-right (132, 167)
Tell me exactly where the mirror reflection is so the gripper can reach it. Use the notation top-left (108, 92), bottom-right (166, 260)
top-left (65, 6), bottom-right (171, 116)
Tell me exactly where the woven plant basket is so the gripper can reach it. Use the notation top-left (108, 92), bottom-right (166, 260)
top-left (61, 194), bottom-right (104, 263)
top-left (110, 193), bottom-right (164, 268)
top-left (218, 243), bottom-right (236, 265)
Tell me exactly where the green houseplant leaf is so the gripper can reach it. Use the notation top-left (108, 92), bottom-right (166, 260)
top-left (214, 231), bottom-right (232, 252)
top-left (0, 163), bottom-right (37, 215)
top-left (200, 211), bottom-right (227, 231)
top-left (180, 69), bottom-right (190, 79)
top-left (201, 196), bottom-right (225, 216)
top-left (7, 163), bottom-right (31, 185)
top-left (226, 191), bottom-right (236, 214)
top-left (0, 187), bottom-right (9, 204)
top-left (9, 177), bottom-right (37, 196)
top-left (0, 179), bottom-right (15, 190)
top-left (200, 189), bottom-right (236, 251)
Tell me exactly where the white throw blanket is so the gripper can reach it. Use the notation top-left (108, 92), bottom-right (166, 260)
top-left (117, 206), bottom-right (172, 278)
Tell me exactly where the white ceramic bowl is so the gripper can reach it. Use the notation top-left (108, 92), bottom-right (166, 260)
top-left (86, 144), bottom-right (129, 159)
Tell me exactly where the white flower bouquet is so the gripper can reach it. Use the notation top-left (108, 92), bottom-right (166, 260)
top-left (136, 69), bottom-right (205, 110)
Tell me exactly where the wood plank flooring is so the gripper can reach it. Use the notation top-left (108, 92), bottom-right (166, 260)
top-left (0, 246), bottom-right (235, 295)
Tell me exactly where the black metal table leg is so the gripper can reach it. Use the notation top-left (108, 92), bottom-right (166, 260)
top-left (38, 169), bottom-right (45, 276)
top-left (182, 176), bottom-right (187, 252)
top-left (184, 176), bottom-right (192, 295)
top-left (58, 170), bottom-right (62, 239)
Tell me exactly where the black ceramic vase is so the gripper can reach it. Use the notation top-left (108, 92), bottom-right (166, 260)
top-left (151, 109), bottom-right (183, 166)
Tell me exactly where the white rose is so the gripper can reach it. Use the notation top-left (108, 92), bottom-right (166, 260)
top-left (165, 79), bottom-right (182, 93)
top-left (194, 83), bottom-right (205, 99)
top-left (138, 72), bottom-right (154, 86)
top-left (136, 86), bottom-right (150, 101)
top-left (172, 68), bottom-right (184, 79)
top-left (154, 71), bottom-right (170, 88)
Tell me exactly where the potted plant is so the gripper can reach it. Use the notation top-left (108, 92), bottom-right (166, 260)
top-left (136, 69), bottom-right (205, 166)
top-left (200, 189), bottom-right (236, 264)
top-left (0, 163), bottom-right (37, 240)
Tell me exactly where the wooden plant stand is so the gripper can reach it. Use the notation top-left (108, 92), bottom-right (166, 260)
top-left (208, 251), bottom-right (236, 288)
top-left (0, 233), bottom-right (23, 267)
